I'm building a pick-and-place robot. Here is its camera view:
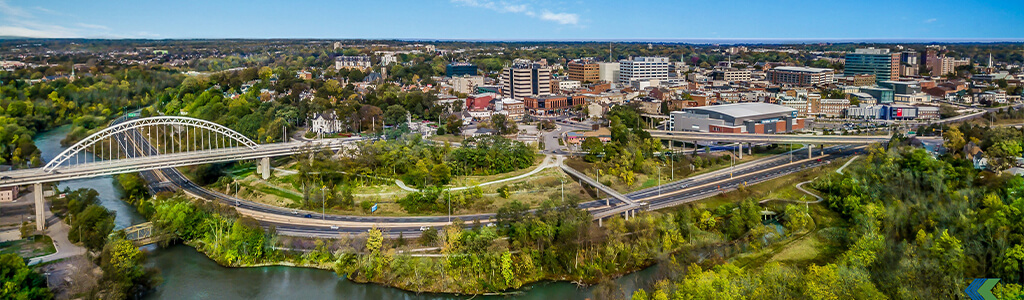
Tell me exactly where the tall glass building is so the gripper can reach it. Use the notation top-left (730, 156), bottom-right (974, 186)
top-left (844, 48), bottom-right (899, 82)
top-left (446, 63), bottom-right (478, 77)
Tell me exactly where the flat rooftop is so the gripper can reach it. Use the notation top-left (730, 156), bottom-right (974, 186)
top-left (685, 102), bottom-right (797, 119)
top-left (772, 66), bottom-right (834, 73)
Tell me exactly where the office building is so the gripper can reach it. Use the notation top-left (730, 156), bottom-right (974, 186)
top-left (500, 60), bottom-right (552, 100)
top-left (619, 57), bottom-right (669, 83)
top-left (780, 96), bottom-right (809, 117)
top-left (917, 106), bottom-right (939, 119)
top-left (598, 62), bottom-right (620, 83)
top-left (844, 48), bottom-right (900, 82)
top-left (452, 75), bottom-right (484, 95)
top-left (710, 69), bottom-right (752, 82)
top-left (851, 74), bottom-right (877, 87)
top-left (766, 66), bottom-right (835, 86)
top-left (447, 62), bottom-right (478, 77)
top-left (335, 55), bottom-right (371, 70)
top-left (670, 103), bottom-right (804, 134)
top-left (819, 99), bottom-right (850, 118)
top-left (523, 95), bottom-right (574, 115)
top-left (860, 86), bottom-right (895, 104)
top-left (567, 59), bottom-right (600, 83)
top-left (878, 81), bottom-right (922, 95)
top-left (926, 55), bottom-right (970, 76)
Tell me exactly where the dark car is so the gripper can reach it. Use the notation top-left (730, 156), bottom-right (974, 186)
top-left (304, 214), bottom-right (313, 218)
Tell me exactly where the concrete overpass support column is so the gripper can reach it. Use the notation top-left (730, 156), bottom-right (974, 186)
top-left (598, 218), bottom-right (603, 227)
top-left (34, 183), bottom-right (44, 231)
top-left (748, 142), bottom-right (752, 156)
top-left (260, 157), bottom-right (271, 180)
top-left (808, 144), bottom-right (813, 159)
top-left (738, 143), bottom-right (743, 159)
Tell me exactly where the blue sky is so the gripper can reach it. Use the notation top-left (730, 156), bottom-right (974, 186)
top-left (1, 0), bottom-right (1022, 40)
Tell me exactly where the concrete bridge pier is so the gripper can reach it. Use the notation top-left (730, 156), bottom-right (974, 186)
top-left (259, 157), bottom-right (271, 179)
top-left (738, 143), bottom-right (743, 159)
top-left (598, 217), bottom-right (602, 227)
top-left (808, 144), bottom-right (813, 158)
top-left (34, 183), bottom-right (44, 231)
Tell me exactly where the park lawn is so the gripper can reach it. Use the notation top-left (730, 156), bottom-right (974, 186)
top-left (0, 235), bottom-right (56, 258)
top-left (766, 233), bottom-right (821, 266)
top-left (443, 154), bottom-right (548, 188)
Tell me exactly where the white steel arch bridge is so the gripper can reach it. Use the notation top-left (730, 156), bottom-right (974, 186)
top-left (0, 116), bottom-right (357, 231)
top-left (43, 116), bottom-right (260, 173)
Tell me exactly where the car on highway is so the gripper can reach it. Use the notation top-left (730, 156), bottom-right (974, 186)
top-left (291, 210), bottom-right (299, 215)
top-left (330, 225), bottom-right (339, 230)
top-left (304, 214), bottom-right (312, 218)
top-left (420, 226), bottom-right (430, 231)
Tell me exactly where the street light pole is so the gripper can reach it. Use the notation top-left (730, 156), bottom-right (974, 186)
top-left (447, 189), bottom-right (451, 223)
top-left (321, 186), bottom-right (326, 220)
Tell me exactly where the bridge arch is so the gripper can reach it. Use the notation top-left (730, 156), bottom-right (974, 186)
top-left (44, 116), bottom-right (259, 173)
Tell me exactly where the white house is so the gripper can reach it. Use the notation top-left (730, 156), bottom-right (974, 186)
top-left (309, 111), bottom-right (344, 134)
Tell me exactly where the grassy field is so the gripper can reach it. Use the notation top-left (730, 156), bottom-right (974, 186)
top-left (220, 155), bottom-right (592, 216)
top-left (0, 235), bottom-right (56, 258)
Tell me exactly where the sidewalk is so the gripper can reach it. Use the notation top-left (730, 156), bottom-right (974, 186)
top-left (28, 200), bottom-right (87, 265)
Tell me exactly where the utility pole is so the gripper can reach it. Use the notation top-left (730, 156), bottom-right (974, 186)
top-left (321, 186), bottom-right (326, 220)
top-left (447, 189), bottom-right (451, 223)
top-left (658, 164), bottom-right (662, 196)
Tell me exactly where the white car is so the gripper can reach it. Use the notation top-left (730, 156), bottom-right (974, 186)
top-left (291, 210), bottom-right (299, 215)
top-left (486, 223), bottom-right (496, 227)
top-left (330, 225), bottom-right (339, 230)
top-left (419, 226), bottom-right (429, 231)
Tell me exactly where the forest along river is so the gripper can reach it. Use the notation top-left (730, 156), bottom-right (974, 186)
top-left (35, 125), bottom-right (662, 299)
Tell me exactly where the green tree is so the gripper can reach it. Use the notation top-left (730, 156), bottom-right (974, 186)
top-left (384, 105), bottom-right (408, 125)
top-left (0, 253), bottom-right (52, 300)
top-left (68, 204), bottom-right (115, 251)
top-left (97, 239), bottom-right (158, 299)
top-left (445, 115), bottom-right (463, 135)
top-left (498, 185), bottom-right (511, 199)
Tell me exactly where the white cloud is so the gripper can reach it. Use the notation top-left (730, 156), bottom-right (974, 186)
top-left (0, 0), bottom-right (138, 38)
top-left (451, 0), bottom-right (580, 26)
top-left (76, 23), bottom-right (109, 30)
top-left (540, 11), bottom-right (579, 25)
top-left (924, 18), bottom-right (938, 23)
top-left (0, 26), bottom-right (77, 38)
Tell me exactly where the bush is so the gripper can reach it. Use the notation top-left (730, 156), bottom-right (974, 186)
top-left (360, 200), bottom-right (374, 213)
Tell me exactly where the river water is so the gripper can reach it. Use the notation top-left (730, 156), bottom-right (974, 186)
top-left (35, 125), bottom-right (661, 300)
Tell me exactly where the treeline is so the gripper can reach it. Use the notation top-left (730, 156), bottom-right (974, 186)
top-left (0, 66), bottom-right (182, 168)
top-left (634, 145), bottom-right (1024, 299)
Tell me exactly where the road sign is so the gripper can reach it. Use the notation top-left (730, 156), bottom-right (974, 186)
top-left (371, 203), bottom-right (378, 213)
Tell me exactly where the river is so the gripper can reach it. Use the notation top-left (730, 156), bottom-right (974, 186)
top-left (35, 125), bottom-right (662, 299)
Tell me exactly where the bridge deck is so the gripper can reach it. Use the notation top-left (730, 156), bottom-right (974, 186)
top-left (558, 162), bottom-right (636, 207)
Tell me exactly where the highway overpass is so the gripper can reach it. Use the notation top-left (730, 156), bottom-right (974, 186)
top-left (648, 130), bottom-right (890, 145)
